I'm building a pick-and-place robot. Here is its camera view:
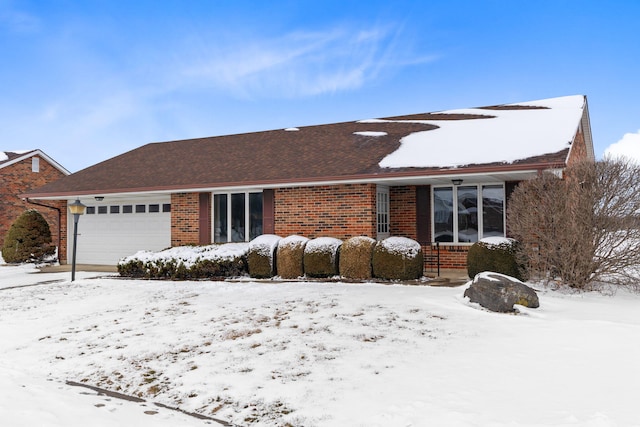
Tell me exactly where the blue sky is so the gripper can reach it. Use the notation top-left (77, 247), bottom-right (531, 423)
top-left (1, 0), bottom-right (639, 172)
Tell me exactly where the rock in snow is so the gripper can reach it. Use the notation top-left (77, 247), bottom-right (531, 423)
top-left (464, 272), bottom-right (539, 312)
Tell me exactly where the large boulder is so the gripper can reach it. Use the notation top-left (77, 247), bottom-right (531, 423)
top-left (304, 237), bottom-right (342, 278)
top-left (339, 236), bottom-right (376, 279)
top-left (372, 237), bottom-right (424, 280)
top-left (464, 272), bottom-right (539, 313)
top-left (276, 235), bottom-right (309, 279)
top-left (247, 234), bottom-right (281, 278)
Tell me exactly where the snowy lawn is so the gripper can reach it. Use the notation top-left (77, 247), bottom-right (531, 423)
top-left (1, 265), bottom-right (640, 426)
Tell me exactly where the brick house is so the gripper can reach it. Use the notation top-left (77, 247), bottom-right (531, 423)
top-left (1, 150), bottom-right (69, 255)
top-left (23, 95), bottom-right (594, 271)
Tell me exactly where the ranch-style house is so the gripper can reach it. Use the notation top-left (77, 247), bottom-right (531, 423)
top-left (23, 95), bottom-right (594, 272)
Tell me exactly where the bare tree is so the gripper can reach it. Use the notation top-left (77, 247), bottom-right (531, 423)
top-left (508, 157), bottom-right (640, 290)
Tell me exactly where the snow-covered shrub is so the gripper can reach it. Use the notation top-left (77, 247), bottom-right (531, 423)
top-left (372, 237), bottom-right (423, 280)
top-left (339, 236), bottom-right (376, 279)
top-left (276, 235), bottom-right (309, 279)
top-left (304, 237), bottom-right (342, 278)
top-left (248, 234), bottom-right (281, 278)
top-left (117, 243), bottom-right (249, 280)
top-left (466, 237), bottom-right (527, 282)
top-left (1, 210), bottom-right (56, 263)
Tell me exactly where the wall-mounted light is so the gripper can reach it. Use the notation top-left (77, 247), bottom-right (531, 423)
top-left (94, 196), bottom-right (104, 201)
top-left (452, 179), bottom-right (463, 186)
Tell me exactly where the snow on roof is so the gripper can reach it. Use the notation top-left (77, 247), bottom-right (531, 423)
top-left (0, 152), bottom-right (7, 162)
top-left (378, 95), bottom-right (585, 168)
top-left (354, 131), bottom-right (388, 137)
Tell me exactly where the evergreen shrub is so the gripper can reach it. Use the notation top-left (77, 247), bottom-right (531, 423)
top-left (1, 210), bottom-right (56, 263)
top-left (466, 237), bottom-right (527, 282)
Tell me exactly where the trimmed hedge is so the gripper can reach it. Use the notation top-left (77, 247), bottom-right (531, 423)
top-left (372, 237), bottom-right (423, 280)
top-left (467, 237), bottom-right (527, 282)
top-left (117, 243), bottom-right (249, 280)
top-left (247, 234), bottom-right (281, 278)
top-left (339, 236), bottom-right (376, 279)
top-left (276, 235), bottom-right (308, 279)
top-left (303, 237), bottom-right (342, 278)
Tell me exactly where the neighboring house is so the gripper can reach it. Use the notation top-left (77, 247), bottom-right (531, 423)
top-left (23, 95), bottom-right (594, 270)
top-left (1, 150), bottom-right (69, 254)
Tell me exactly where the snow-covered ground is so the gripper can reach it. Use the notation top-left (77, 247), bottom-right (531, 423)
top-left (1, 264), bottom-right (640, 426)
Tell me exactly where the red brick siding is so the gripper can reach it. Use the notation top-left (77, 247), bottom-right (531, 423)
top-left (389, 186), bottom-right (417, 239)
top-left (171, 193), bottom-right (201, 246)
top-left (567, 127), bottom-right (588, 166)
top-left (274, 184), bottom-right (377, 239)
top-left (423, 244), bottom-right (470, 271)
top-left (0, 156), bottom-right (66, 255)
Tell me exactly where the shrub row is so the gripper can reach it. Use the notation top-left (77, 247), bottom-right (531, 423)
top-left (249, 234), bottom-right (424, 281)
top-left (118, 235), bottom-right (425, 281)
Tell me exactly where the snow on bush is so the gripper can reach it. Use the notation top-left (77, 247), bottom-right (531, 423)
top-left (248, 234), bottom-right (281, 278)
top-left (372, 237), bottom-right (424, 280)
top-left (479, 236), bottom-right (517, 248)
top-left (378, 236), bottom-right (421, 258)
top-left (304, 237), bottom-right (343, 278)
top-left (275, 235), bottom-right (310, 279)
top-left (118, 243), bottom-right (249, 279)
top-left (249, 235), bottom-right (281, 262)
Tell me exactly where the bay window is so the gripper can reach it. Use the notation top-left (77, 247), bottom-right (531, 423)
top-left (432, 184), bottom-right (505, 243)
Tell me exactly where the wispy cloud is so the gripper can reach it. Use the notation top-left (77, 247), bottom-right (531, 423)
top-left (178, 24), bottom-right (435, 98)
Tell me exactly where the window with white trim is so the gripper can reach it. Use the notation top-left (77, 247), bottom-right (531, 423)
top-left (213, 192), bottom-right (263, 243)
top-left (432, 184), bottom-right (505, 243)
top-left (376, 185), bottom-right (390, 239)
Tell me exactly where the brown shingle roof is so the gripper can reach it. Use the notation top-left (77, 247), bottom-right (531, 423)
top-left (24, 97), bottom-right (585, 198)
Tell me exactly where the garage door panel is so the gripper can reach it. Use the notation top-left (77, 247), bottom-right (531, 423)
top-left (70, 198), bottom-right (171, 265)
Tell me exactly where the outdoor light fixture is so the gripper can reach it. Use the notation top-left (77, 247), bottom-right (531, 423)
top-left (94, 196), bottom-right (104, 201)
top-left (452, 179), bottom-right (463, 186)
top-left (69, 199), bottom-right (87, 282)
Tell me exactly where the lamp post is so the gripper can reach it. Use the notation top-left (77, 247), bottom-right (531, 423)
top-left (69, 199), bottom-right (87, 281)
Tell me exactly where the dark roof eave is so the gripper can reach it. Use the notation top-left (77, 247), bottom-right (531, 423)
top-left (21, 161), bottom-right (567, 200)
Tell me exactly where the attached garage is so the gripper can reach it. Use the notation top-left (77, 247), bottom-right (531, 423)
top-left (68, 197), bottom-right (171, 265)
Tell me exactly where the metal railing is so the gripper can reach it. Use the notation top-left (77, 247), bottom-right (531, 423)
top-left (424, 242), bottom-right (440, 276)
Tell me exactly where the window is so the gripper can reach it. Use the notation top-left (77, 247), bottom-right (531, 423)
top-left (214, 192), bottom-right (263, 243)
top-left (432, 184), bottom-right (505, 243)
top-left (110, 206), bottom-right (120, 214)
top-left (376, 186), bottom-right (390, 239)
top-left (149, 204), bottom-right (160, 213)
top-left (86, 206), bottom-right (96, 214)
top-left (123, 205), bottom-right (133, 214)
top-left (162, 203), bottom-right (171, 213)
top-left (32, 157), bottom-right (40, 173)
top-left (135, 204), bottom-right (146, 213)
top-left (98, 206), bottom-right (108, 214)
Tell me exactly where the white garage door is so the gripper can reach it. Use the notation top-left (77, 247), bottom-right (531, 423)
top-left (68, 197), bottom-right (171, 265)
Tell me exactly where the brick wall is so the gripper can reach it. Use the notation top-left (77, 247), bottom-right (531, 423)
top-left (0, 156), bottom-right (66, 256)
top-left (274, 184), bottom-right (377, 239)
top-left (423, 244), bottom-right (470, 272)
top-left (567, 127), bottom-right (588, 166)
top-left (390, 186), bottom-right (417, 239)
top-left (171, 192), bottom-right (200, 246)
